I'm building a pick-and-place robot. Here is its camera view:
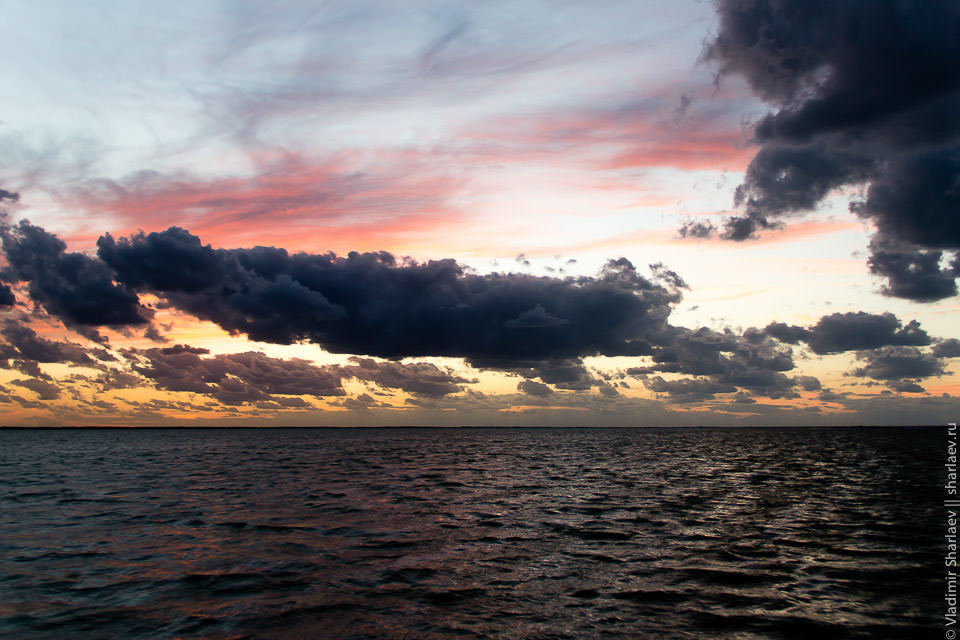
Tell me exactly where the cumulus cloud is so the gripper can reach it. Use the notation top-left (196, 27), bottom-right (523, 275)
top-left (0, 319), bottom-right (102, 365)
top-left (934, 339), bottom-right (960, 358)
top-left (0, 221), bottom-right (150, 327)
top-left (630, 326), bottom-right (801, 399)
top-left (763, 311), bottom-right (931, 355)
top-left (852, 346), bottom-right (946, 381)
top-left (703, 0), bottom-right (960, 300)
top-left (126, 345), bottom-right (478, 406)
top-left (499, 359), bottom-right (599, 391)
top-left (1, 220), bottom-right (954, 413)
top-left (761, 311), bottom-right (954, 388)
top-left (866, 238), bottom-right (959, 302)
top-left (132, 346), bottom-right (345, 400)
top-left (96, 228), bottom-right (684, 369)
top-left (796, 375), bottom-right (821, 392)
top-left (517, 379), bottom-right (553, 397)
top-left (344, 357), bottom-right (472, 397)
top-left (643, 375), bottom-right (737, 403)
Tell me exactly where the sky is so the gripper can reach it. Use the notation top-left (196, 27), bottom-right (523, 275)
top-left (0, 0), bottom-right (958, 426)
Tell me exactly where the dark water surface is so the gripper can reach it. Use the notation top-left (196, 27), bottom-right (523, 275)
top-left (0, 427), bottom-right (941, 639)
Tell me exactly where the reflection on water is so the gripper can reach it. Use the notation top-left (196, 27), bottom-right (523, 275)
top-left (0, 427), bottom-right (941, 639)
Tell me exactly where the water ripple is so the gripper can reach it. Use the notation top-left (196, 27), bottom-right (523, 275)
top-left (0, 426), bottom-right (941, 639)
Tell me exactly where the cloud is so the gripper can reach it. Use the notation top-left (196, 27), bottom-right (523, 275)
top-left (818, 388), bottom-right (848, 403)
top-left (760, 322), bottom-right (811, 345)
top-left (496, 359), bottom-right (600, 391)
top-left (68, 153), bottom-right (465, 251)
top-left (704, 0), bottom-right (960, 299)
top-left (866, 238), bottom-right (959, 302)
top-left (631, 326), bottom-right (800, 399)
top-left (133, 345), bottom-right (228, 394)
top-left (344, 357), bottom-right (471, 397)
top-left (97, 227), bottom-right (683, 369)
top-left (129, 345), bottom-right (478, 405)
top-left (0, 285), bottom-right (14, 307)
top-left (887, 380), bottom-right (926, 394)
top-left (3, 220), bottom-right (954, 416)
top-left (763, 311), bottom-right (931, 355)
top-left (934, 339), bottom-right (960, 358)
top-left (517, 379), bottom-right (553, 397)
top-left (9, 359), bottom-right (50, 380)
top-left (94, 369), bottom-right (146, 391)
top-left (133, 346), bottom-right (345, 400)
top-left (0, 221), bottom-right (150, 327)
top-left (12, 377), bottom-right (61, 400)
top-left (335, 393), bottom-right (381, 411)
top-left (643, 375), bottom-right (737, 403)
top-left (0, 319), bottom-right (102, 365)
top-left (852, 346), bottom-right (946, 381)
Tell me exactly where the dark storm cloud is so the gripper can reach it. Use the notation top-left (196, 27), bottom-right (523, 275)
top-left (97, 227), bottom-right (682, 367)
top-left (725, 145), bottom-right (871, 241)
top-left (934, 339), bottom-right (960, 358)
top-left (5, 220), bottom-right (950, 406)
top-left (851, 347), bottom-right (946, 381)
top-left (0, 221), bottom-right (150, 327)
top-left (851, 147), bottom-right (960, 249)
top-left (763, 312), bottom-right (931, 355)
top-left (2, 222), bottom-right (838, 401)
top-left (631, 327), bottom-right (800, 399)
top-left (704, 0), bottom-right (960, 299)
top-left (866, 239), bottom-right (959, 302)
top-left (761, 311), bottom-right (952, 387)
top-left (0, 284), bottom-right (14, 307)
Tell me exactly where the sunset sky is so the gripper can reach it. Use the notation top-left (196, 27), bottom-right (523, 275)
top-left (1, 0), bottom-right (958, 426)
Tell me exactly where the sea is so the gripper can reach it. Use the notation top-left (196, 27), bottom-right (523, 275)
top-left (0, 427), bottom-right (943, 639)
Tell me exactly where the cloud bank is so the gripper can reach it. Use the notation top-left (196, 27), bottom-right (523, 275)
top-left (688, 0), bottom-right (960, 301)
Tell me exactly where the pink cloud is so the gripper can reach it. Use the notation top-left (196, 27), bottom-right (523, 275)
top-left (456, 103), bottom-right (753, 172)
top-left (60, 152), bottom-right (466, 252)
